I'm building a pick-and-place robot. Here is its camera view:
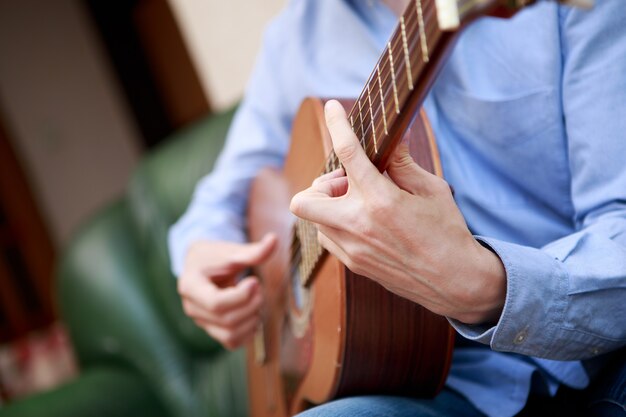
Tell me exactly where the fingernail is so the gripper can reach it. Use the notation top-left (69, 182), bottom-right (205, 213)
top-left (324, 99), bottom-right (340, 115)
top-left (247, 279), bottom-right (259, 293)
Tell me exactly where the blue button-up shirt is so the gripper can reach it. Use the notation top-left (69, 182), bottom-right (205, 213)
top-left (169, 1), bottom-right (626, 416)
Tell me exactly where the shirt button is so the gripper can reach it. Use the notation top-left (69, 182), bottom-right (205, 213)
top-left (514, 329), bottom-right (528, 345)
top-left (590, 347), bottom-right (600, 355)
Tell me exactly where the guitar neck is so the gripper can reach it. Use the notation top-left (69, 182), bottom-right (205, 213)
top-left (323, 0), bottom-right (460, 176)
top-left (322, 0), bottom-right (592, 175)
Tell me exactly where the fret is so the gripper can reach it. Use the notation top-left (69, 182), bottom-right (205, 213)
top-left (302, 222), bottom-right (308, 279)
top-left (357, 97), bottom-right (366, 146)
top-left (306, 222), bottom-right (312, 277)
top-left (387, 42), bottom-right (400, 114)
top-left (400, 16), bottom-right (414, 91)
top-left (415, 0), bottom-right (430, 62)
top-left (296, 0), bottom-right (456, 287)
top-left (338, 0), bottom-right (442, 169)
top-left (376, 65), bottom-right (388, 135)
top-left (366, 82), bottom-right (378, 154)
top-left (358, 0), bottom-right (437, 158)
top-left (296, 221), bottom-right (306, 279)
top-left (307, 225), bottom-right (313, 280)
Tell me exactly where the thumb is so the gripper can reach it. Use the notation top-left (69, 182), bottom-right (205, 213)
top-left (386, 143), bottom-right (433, 195)
top-left (231, 233), bottom-right (278, 267)
top-left (324, 100), bottom-right (379, 187)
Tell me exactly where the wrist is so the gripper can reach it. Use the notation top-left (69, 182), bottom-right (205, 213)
top-left (452, 239), bottom-right (506, 325)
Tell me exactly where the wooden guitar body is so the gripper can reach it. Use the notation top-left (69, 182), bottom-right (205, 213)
top-left (247, 98), bottom-right (455, 417)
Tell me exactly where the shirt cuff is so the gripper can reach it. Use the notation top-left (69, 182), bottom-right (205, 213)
top-left (448, 236), bottom-right (569, 358)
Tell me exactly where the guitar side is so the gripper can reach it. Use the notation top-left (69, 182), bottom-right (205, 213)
top-left (246, 98), bottom-right (343, 417)
top-left (247, 98), bottom-right (454, 417)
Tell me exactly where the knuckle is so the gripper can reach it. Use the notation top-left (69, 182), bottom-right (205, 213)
top-left (348, 249), bottom-right (366, 272)
top-left (431, 177), bottom-right (451, 196)
top-left (392, 151), bottom-right (414, 170)
top-left (222, 333), bottom-right (238, 350)
top-left (206, 298), bottom-right (225, 315)
top-left (359, 218), bottom-right (376, 240)
top-left (334, 141), bottom-right (358, 164)
top-left (289, 193), bottom-right (304, 215)
top-left (343, 255), bottom-right (357, 273)
top-left (220, 314), bottom-right (238, 329)
top-left (177, 279), bottom-right (190, 297)
top-left (366, 194), bottom-right (392, 216)
top-left (182, 300), bottom-right (193, 316)
top-left (203, 325), bottom-right (216, 339)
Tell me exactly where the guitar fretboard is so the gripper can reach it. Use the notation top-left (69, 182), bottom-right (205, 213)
top-left (294, 0), bottom-right (457, 286)
top-left (325, 0), bottom-right (443, 172)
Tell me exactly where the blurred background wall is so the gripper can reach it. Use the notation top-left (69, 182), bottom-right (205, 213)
top-left (0, 0), bottom-right (141, 248)
top-left (168, 0), bottom-right (286, 110)
top-left (0, 0), bottom-right (284, 401)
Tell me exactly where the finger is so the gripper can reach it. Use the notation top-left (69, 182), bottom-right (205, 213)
top-left (386, 143), bottom-right (439, 196)
top-left (182, 283), bottom-right (263, 327)
top-left (312, 168), bottom-right (345, 186)
top-left (191, 276), bottom-right (260, 316)
top-left (290, 185), bottom-right (347, 227)
top-left (228, 233), bottom-right (278, 270)
top-left (317, 229), bottom-right (351, 268)
top-left (208, 285), bottom-right (263, 328)
top-left (203, 313), bottom-right (261, 350)
top-left (312, 175), bottom-right (349, 198)
top-left (324, 100), bottom-right (379, 186)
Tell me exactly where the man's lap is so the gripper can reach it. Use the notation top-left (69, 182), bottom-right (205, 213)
top-left (295, 389), bottom-right (483, 417)
top-left (295, 355), bottom-right (626, 417)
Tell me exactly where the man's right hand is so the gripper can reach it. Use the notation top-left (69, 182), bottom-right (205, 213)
top-left (177, 233), bottom-right (277, 350)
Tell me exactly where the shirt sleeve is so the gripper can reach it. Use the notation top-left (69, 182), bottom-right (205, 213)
top-left (450, 0), bottom-right (626, 361)
top-left (167, 14), bottom-right (293, 277)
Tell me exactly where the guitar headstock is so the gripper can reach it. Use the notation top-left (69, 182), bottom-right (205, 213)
top-left (436, 0), bottom-right (594, 30)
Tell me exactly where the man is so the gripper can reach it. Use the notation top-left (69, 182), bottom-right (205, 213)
top-left (169, 0), bottom-right (626, 415)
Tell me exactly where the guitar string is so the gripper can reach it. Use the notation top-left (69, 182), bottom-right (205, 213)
top-left (325, 0), bottom-right (439, 172)
top-left (290, 0), bottom-right (440, 269)
top-left (290, 0), bottom-right (440, 263)
top-left (355, 0), bottom-right (506, 159)
top-left (344, 1), bottom-right (430, 148)
top-left (290, 0), bottom-right (441, 270)
top-left (327, 0), bottom-right (439, 171)
top-left (341, 0), bottom-right (440, 165)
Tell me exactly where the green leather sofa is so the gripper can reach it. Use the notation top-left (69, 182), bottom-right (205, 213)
top-left (1, 107), bottom-right (247, 417)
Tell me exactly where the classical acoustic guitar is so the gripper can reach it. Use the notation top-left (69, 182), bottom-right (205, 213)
top-left (246, 0), bottom-right (589, 415)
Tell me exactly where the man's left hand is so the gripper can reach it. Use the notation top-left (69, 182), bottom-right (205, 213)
top-left (290, 100), bottom-right (506, 325)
